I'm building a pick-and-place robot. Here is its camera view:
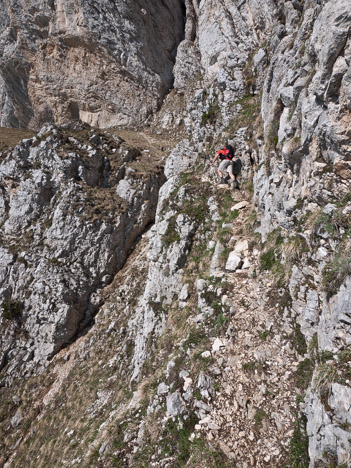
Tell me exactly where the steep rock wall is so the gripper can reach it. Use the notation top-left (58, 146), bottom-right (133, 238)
top-left (0, 125), bottom-right (165, 383)
top-left (131, 0), bottom-right (283, 386)
top-left (153, 0), bottom-right (351, 465)
top-left (252, 0), bottom-right (351, 465)
top-left (0, 0), bottom-right (184, 129)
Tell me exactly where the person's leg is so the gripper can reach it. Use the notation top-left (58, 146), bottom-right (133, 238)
top-left (232, 174), bottom-right (239, 188)
top-left (227, 163), bottom-right (235, 181)
top-left (218, 160), bottom-right (227, 181)
top-left (231, 159), bottom-right (241, 188)
top-left (226, 164), bottom-right (238, 188)
top-left (232, 168), bottom-right (239, 188)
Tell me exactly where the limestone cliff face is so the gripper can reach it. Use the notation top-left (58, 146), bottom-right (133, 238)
top-left (253, 1), bottom-right (351, 464)
top-left (0, 124), bottom-right (166, 383)
top-left (0, 0), bottom-right (184, 129)
top-left (1, 1), bottom-right (351, 467)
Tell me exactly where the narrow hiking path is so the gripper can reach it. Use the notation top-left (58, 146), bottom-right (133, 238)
top-left (194, 181), bottom-right (303, 467)
top-left (107, 128), bottom-right (179, 158)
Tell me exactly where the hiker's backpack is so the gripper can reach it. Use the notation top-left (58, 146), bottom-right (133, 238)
top-left (225, 145), bottom-right (235, 160)
top-left (217, 145), bottom-right (234, 161)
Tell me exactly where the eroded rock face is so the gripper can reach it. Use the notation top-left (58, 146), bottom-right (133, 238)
top-left (256, 0), bottom-right (351, 238)
top-left (306, 383), bottom-right (351, 467)
top-left (0, 125), bottom-right (165, 382)
top-left (129, 141), bottom-right (199, 381)
top-left (318, 278), bottom-right (351, 352)
top-left (167, 0), bottom-right (281, 140)
top-left (1, 0), bottom-right (351, 466)
top-left (0, 0), bottom-right (184, 129)
top-left (251, 0), bottom-right (351, 464)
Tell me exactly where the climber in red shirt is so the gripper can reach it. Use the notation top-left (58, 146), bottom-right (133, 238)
top-left (210, 144), bottom-right (240, 188)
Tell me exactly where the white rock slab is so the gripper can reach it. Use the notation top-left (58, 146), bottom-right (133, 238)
top-left (225, 252), bottom-right (243, 271)
top-left (231, 201), bottom-right (249, 211)
top-left (234, 240), bottom-right (249, 252)
top-left (242, 258), bottom-right (250, 269)
top-left (212, 338), bottom-right (226, 352)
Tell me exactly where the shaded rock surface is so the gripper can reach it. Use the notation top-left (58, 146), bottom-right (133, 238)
top-left (0, 0), bottom-right (184, 129)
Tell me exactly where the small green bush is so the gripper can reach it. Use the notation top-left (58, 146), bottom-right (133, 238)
top-left (338, 350), bottom-right (351, 364)
top-left (1, 300), bottom-right (22, 320)
top-left (314, 212), bottom-right (335, 237)
top-left (259, 229), bottom-right (285, 272)
top-left (313, 363), bottom-right (338, 393)
top-left (292, 323), bottom-right (307, 356)
top-left (201, 103), bottom-right (220, 126)
top-left (228, 209), bottom-right (239, 221)
top-left (17, 257), bottom-right (28, 267)
top-left (267, 120), bottom-right (279, 148)
top-left (242, 360), bottom-right (258, 372)
top-left (187, 436), bottom-right (228, 467)
top-left (259, 248), bottom-right (275, 270)
top-left (287, 413), bottom-right (309, 468)
top-left (49, 257), bottom-right (61, 266)
top-left (160, 414), bottom-right (198, 464)
top-left (254, 408), bottom-right (268, 427)
top-left (162, 216), bottom-right (181, 246)
top-left (213, 311), bottom-right (227, 330)
top-left (182, 196), bottom-right (209, 223)
top-left (318, 351), bottom-right (334, 363)
top-left (322, 248), bottom-right (351, 297)
top-left (296, 359), bottom-right (314, 390)
top-left (339, 193), bottom-right (351, 207)
top-left (259, 329), bottom-right (273, 341)
top-left (182, 328), bottom-right (207, 351)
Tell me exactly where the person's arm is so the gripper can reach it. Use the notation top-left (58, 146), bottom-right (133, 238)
top-left (210, 153), bottom-right (219, 166)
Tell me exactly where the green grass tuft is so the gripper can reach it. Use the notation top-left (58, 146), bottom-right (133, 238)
top-left (1, 300), bottom-right (22, 320)
top-left (322, 247), bottom-right (351, 298)
top-left (286, 413), bottom-right (309, 468)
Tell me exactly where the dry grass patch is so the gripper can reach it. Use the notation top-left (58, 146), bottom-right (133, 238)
top-left (0, 127), bottom-right (35, 154)
top-left (108, 129), bottom-right (177, 157)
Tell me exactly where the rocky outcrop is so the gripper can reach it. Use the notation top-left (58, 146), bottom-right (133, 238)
top-left (252, 0), bottom-right (351, 465)
top-left (130, 141), bottom-right (199, 381)
top-left (0, 0), bottom-right (184, 129)
top-left (161, 0), bottom-right (351, 464)
top-left (306, 383), bottom-right (351, 467)
top-left (0, 124), bottom-right (165, 383)
top-left (256, 0), bottom-right (351, 236)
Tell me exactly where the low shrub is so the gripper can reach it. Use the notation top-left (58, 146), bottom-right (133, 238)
top-left (322, 246), bottom-right (351, 298)
top-left (1, 300), bottom-right (22, 321)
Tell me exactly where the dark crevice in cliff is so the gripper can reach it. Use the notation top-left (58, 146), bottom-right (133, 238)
top-left (64, 219), bottom-right (157, 348)
top-left (55, 169), bottom-right (166, 358)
